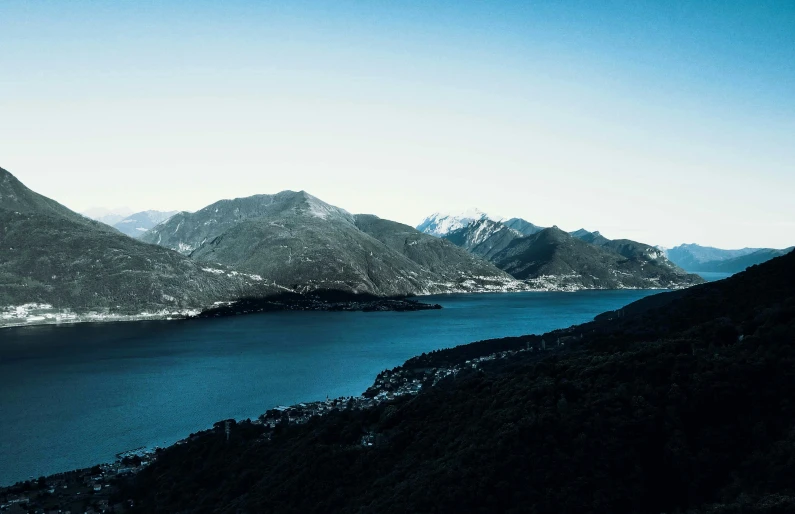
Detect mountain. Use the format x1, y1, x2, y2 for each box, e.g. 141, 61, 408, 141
444, 218, 524, 261
666, 243, 792, 272
504, 217, 545, 236
352, 215, 520, 291
570, 228, 610, 246
1, 172, 108, 229
121, 247, 795, 513
693, 247, 794, 273
0, 167, 277, 327
489, 226, 703, 290
416, 208, 502, 237
142, 193, 524, 296
81, 206, 135, 226
112, 210, 178, 238
442, 216, 702, 290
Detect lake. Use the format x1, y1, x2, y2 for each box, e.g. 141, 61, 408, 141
696, 271, 735, 282
0, 289, 663, 486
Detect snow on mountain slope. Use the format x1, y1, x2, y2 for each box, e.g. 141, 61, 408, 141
416, 208, 504, 237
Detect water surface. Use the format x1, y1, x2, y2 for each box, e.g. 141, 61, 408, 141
696, 271, 735, 282
0, 290, 662, 485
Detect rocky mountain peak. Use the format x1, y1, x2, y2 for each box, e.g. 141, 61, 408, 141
416, 208, 504, 237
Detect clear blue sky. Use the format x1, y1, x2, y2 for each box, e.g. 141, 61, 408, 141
1, 0, 793, 248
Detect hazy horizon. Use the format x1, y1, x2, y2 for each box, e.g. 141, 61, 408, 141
2, 1, 793, 249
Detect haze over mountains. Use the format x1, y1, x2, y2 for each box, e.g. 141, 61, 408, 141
109, 210, 178, 238
83, 209, 178, 238
664, 243, 794, 273
419, 211, 703, 290
80, 207, 134, 226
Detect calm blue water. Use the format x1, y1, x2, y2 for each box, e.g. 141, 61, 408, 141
0, 290, 663, 486
696, 271, 735, 282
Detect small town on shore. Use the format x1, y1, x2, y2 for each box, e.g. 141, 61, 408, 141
1, 334, 565, 513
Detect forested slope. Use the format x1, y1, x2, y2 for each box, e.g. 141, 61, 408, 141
122, 251, 795, 514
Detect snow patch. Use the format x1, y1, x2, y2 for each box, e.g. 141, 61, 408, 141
417, 208, 505, 237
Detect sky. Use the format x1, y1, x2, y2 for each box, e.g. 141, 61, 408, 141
1, 0, 793, 249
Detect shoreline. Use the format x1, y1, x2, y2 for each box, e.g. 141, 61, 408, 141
0, 282, 684, 330
0, 296, 442, 330
0, 331, 550, 497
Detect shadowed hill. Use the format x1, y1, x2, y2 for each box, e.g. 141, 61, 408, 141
121, 247, 795, 514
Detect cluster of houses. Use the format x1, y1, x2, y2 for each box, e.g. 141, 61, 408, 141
2, 334, 575, 512
252, 343, 553, 447
0, 449, 156, 514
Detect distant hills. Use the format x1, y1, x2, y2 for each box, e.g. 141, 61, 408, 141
421, 213, 703, 290
141, 192, 524, 297
0, 167, 278, 327
81, 206, 134, 226
665, 243, 794, 273
111, 210, 178, 238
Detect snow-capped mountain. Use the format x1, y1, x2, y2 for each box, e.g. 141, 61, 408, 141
440, 216, 702, 290
113, 210, 178, 238
416, 208, 504, 237
445, 219, 524, 261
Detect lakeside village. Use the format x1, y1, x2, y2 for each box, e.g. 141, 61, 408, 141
1, 335, 570, 513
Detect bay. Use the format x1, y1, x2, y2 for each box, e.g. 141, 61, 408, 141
0, 289, 662, 486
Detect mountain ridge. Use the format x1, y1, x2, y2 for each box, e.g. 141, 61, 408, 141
112, 210, 179, 238
0, 166, 281, 328
666, 243, 792, 272
143, 194, 525, 296
438, 214, 702, 290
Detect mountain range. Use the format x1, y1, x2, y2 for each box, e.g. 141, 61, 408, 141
141, 192, 524, 297
81, 207, 134, 226
419, 211, 703, 290
10, 165, 768, 329
0, 167, 279, 327
664, 243, 794, 273
110, 210, 178, 238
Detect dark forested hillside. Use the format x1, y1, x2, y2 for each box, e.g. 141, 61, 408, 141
121, 251, 795, 513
